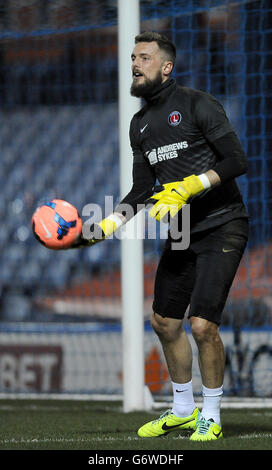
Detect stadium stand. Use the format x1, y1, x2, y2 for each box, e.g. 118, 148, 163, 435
0, 1, 271, 400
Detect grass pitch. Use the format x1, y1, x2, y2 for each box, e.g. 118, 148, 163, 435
0, 399, 271, 452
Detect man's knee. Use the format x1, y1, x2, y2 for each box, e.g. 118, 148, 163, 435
190, 316, 220, 345
151, 312, 182, 343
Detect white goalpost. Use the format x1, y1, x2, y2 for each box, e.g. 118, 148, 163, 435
118, 0, 152, 412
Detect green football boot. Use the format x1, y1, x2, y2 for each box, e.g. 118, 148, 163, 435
190, 416, 223, 441
137, 407, 200, 438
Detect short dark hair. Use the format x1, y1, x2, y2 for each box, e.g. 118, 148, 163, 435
135, 31, 176, 66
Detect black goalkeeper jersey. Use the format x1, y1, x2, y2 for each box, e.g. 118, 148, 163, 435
117, 78, 248, 233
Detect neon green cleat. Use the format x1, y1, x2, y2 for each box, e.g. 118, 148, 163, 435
190, 416, 223, 441
137, 407, 200, 438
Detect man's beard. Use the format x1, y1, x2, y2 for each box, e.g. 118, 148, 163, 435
130, 70, 163, 98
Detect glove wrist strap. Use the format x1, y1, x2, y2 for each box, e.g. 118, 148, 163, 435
197, 173, 211, 189
98, 213, 124, 238
106, 213, 124, 229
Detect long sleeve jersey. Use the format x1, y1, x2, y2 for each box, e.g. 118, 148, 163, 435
115, 77, 248, 233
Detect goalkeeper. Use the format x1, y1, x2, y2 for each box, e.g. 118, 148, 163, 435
75, 32, 248, 442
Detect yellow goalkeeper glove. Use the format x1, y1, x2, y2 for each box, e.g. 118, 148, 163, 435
73, 214, 123, 248
148, 174, 210, 221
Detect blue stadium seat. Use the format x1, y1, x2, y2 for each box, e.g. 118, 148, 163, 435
0, 104, 120, 292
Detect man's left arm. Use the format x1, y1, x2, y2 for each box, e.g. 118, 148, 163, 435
194, 92, 248, 186
148, 94, 248, 220
205, 131, 248, 185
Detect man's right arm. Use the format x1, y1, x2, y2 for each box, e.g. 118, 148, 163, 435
114, 118, 156, 221
114, 158, 156, 222
74, 118, 155, 247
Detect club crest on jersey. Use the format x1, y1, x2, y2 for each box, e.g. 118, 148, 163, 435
168, 111, 182, 126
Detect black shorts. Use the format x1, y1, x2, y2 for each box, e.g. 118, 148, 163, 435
152, 218, 248, 325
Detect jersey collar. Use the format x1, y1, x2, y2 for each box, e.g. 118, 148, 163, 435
145, 77, 176, 104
